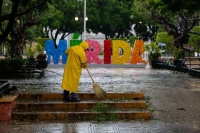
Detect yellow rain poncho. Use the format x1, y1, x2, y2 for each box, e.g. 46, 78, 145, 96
61, 42, 89, 93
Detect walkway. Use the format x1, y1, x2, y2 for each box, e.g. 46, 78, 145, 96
0, 65, 200, 133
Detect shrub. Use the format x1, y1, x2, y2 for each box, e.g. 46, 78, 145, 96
0, 58, 26, 72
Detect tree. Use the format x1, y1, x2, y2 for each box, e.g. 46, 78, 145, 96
140, 0, 200, 50
133, 22, 148, 41
129, 36, 138, 47
41, 0, 136, 48
156, 32, 173, 55
12, 9, 49, 58
0, 0, 48, 48
87, 0, 134, 40
133, 0, 159, 41
40, 0, 84, 48
188, 26, 200, 56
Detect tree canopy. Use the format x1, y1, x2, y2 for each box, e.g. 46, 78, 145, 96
131, 0, 159, 41
41, 0, 136, 45
87, 0, 134, 39
188, 26, 200, 55
156, 32, 173, 55
5, 0, 200, 58
140, 0, 200, 49
0, 0, 49, 45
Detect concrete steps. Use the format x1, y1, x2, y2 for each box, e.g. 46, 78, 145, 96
12, 93, 151, 121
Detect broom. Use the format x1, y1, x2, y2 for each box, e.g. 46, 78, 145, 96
86, 68, 107, 100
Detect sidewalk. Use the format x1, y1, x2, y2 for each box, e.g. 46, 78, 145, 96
0, 66, 200, 133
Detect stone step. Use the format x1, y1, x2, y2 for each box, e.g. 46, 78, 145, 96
12, 111, 151, 121
12, 93, 151, 121
14, 100, 147, 111
18, 92, 144, 100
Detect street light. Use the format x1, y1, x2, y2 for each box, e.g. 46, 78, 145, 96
75, 0, 87, 40
83, 0, 86, 41
75, 16, 78, 21
74, 15, 88, 21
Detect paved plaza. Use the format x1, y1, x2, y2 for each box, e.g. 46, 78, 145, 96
0, 65, 200, 133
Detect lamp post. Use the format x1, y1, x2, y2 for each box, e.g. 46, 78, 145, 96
75, 0, 87, 41
83, 0, 86, 41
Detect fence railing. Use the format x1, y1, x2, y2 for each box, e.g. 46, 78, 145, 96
185, 57, 200, 69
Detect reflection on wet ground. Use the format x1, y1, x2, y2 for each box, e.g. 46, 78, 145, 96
1, 120, 200, 133
6, 68, 199, 94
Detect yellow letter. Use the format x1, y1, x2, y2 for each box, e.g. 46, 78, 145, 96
112, 40, 131, 64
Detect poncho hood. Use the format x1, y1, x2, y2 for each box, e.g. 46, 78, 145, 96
80, 41, 89, 51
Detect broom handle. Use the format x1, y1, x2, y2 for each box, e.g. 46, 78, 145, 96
86, 68, 95, 83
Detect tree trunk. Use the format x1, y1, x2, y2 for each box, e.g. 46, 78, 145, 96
13, 26, 26, 58
0, 0, 20, 45
0, 0, 47, 46
13, 19, 37, 58
50, 29, 57, 49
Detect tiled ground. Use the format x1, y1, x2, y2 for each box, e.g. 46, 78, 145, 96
1, 66, 200, 133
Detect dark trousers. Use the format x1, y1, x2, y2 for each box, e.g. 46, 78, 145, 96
63, 90, 77, 99
63, 90, 69, 99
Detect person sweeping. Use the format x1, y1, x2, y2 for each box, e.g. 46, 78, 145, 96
61, 41, 89, 102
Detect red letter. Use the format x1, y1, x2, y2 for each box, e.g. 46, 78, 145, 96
104, 40, 111, 64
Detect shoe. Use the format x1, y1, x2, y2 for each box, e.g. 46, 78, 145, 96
63, 98, 71, 102
70, 98, 81, 102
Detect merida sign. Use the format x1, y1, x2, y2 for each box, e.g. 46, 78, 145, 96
45, 39, 146, 65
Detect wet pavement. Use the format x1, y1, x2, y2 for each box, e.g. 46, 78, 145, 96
1, 120, 200, 133
1, 65, 200, 133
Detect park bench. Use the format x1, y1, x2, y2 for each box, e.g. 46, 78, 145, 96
159, 58, 188, 73
172, 59, 188, 73
0, 81, 10, 98
156, 58, 172, 70
188, 68, 200, 78
21, 57, 44, 78
185, 57, 200, 69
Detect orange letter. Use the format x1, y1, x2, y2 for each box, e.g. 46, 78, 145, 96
130, 40, 146, 64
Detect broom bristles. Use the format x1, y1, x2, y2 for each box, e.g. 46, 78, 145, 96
93, 83, 107, 100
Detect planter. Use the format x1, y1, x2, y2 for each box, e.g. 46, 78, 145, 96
149, 60, 158, 69
36, 61, 48, 69
173, 60, 181, 66
0, 95, 18, 121
29, 58, 36, 62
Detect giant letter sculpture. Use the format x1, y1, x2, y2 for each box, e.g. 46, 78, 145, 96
112, 40, 131, 64
130, 40, 146, 64
45, 40, 68, 64
86, 40, 102, 64
104, 40, 111, 64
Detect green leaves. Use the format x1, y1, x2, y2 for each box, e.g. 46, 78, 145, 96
141, 0, 200, 49
188, 26, 200, 51
92, 102, 119, 122
173, 47, 183, 60
87, 0, 134, 38
145, 41, 161, 60
0, 58, 26, 72
156, 32, 173, 45
92, 102, 115, 113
